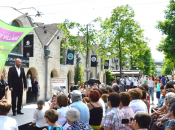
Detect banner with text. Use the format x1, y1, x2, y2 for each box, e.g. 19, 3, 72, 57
0, 20, 34, 79
66, 49, 74, 65
23, 34, 34, 57
104, 60, 109, 69
91, 55, 97, 67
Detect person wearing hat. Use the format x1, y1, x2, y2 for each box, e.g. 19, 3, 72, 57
112, 85, 120, 94
70, 90, 90, 124
156, 78, 161, 102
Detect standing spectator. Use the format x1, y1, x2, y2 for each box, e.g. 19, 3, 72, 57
77, 81, 81, 90
128, 88, 148, 113
140, 75, 146, 84
126, 76, 131, 91
79, 82, 86, 98
144, 76, 149, 85
28, 100, 48, 130
8, 58, 27, 116
119, 92, 134, 130
101, 94, 109, 114
125, 111, 151, 130
70, 90, 89, 124
161, 75, 166, 85
120, 77, 125, 92
104, 93, 125, 130
106, 86, 113, 95
166, 76, 169, 84
93, 83, 98, 89
66, 108, 93, 130
50, 94, 70, 130
137, 76, 141, 86
112, 85, 120, 94
156, 78, 161, 102
0, 74, 8, 100
27, 74, 32, 103
0, 99, 18, 130
43, 109, 63, 130
32, 77, 39, 103
69, 82, 76, 93
147, 76, 155, 104
130, 75, 135, 89
133, 79, 138, 88
101, 83, 105, 88
87, 90, 103, 130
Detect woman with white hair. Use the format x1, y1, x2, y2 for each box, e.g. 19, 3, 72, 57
151, 92, 175, 117
66, 108, 93, 130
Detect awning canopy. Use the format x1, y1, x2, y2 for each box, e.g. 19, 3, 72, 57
111, 70, 142, 77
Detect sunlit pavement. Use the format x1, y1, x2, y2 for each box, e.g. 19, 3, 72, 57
8, 103, 37, 126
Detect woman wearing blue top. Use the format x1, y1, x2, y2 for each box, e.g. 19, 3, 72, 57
32, 77, 39, 102
156, 78, 161, 102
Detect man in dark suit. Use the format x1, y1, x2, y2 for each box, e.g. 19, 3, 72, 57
8, 58, 27, 116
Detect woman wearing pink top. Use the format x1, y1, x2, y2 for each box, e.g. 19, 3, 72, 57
119, 92, 134, 130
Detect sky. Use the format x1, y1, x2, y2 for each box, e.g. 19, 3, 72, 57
0, 0, 170, 60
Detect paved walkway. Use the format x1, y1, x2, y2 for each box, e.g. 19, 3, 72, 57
7, 103, 37, 126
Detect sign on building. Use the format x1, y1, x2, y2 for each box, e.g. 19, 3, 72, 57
5, 54, 29, 67
50, 77, 68, 97
23, 34, 34, 57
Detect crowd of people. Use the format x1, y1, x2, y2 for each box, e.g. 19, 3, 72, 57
0, 72, 175, 130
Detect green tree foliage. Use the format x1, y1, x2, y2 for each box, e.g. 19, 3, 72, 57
57, 19, 99, 52
156, 0, 175, 71
97, 5, 155, 75
161, 58, 173, 75
74, 64, 84, 84
105, 69, 115, 85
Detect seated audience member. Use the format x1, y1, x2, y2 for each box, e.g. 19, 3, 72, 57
102, 94, 109, 114
66, 108, 93, 130
87, 90, 103, 130
50, 94, 70, 130
83, 97, 90, 103
141, 90, 149, 113
106, 86, 113, 95
126, 111, 151, 130
48, 93, 59, 110
165, 83, 174, 89
0, 99, 18, 130
151, 89, 166, 110
166, 88, 175, 94
128, 88, 148, 113
112, 85, 120, 94
84, 88, 91, 97
164, 103, 175, 130
100, 87, 108, 94
28, 100, 48, 130
151, 98, 175, 130
93, 88, 105, 118
151, 92, 175, 117
43, 109, 63, 130
79, 82, 86, 98
104, 93, 125, 130
70, 90, 89, 124
119, 92, 134, 130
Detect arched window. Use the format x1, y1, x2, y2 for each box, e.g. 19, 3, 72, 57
11, 20, 22, 54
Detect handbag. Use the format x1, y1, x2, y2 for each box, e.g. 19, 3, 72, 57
37, 91, 40, 97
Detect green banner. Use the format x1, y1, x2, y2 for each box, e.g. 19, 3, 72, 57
0, 20, 34, 78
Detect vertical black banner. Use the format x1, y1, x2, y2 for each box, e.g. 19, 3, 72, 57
23, 34, 34, 57
66, 49, 74, 65
91, 55, 97, 67
104, 60, 109, 69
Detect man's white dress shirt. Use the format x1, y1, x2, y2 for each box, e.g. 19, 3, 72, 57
15, 65, 20, 77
